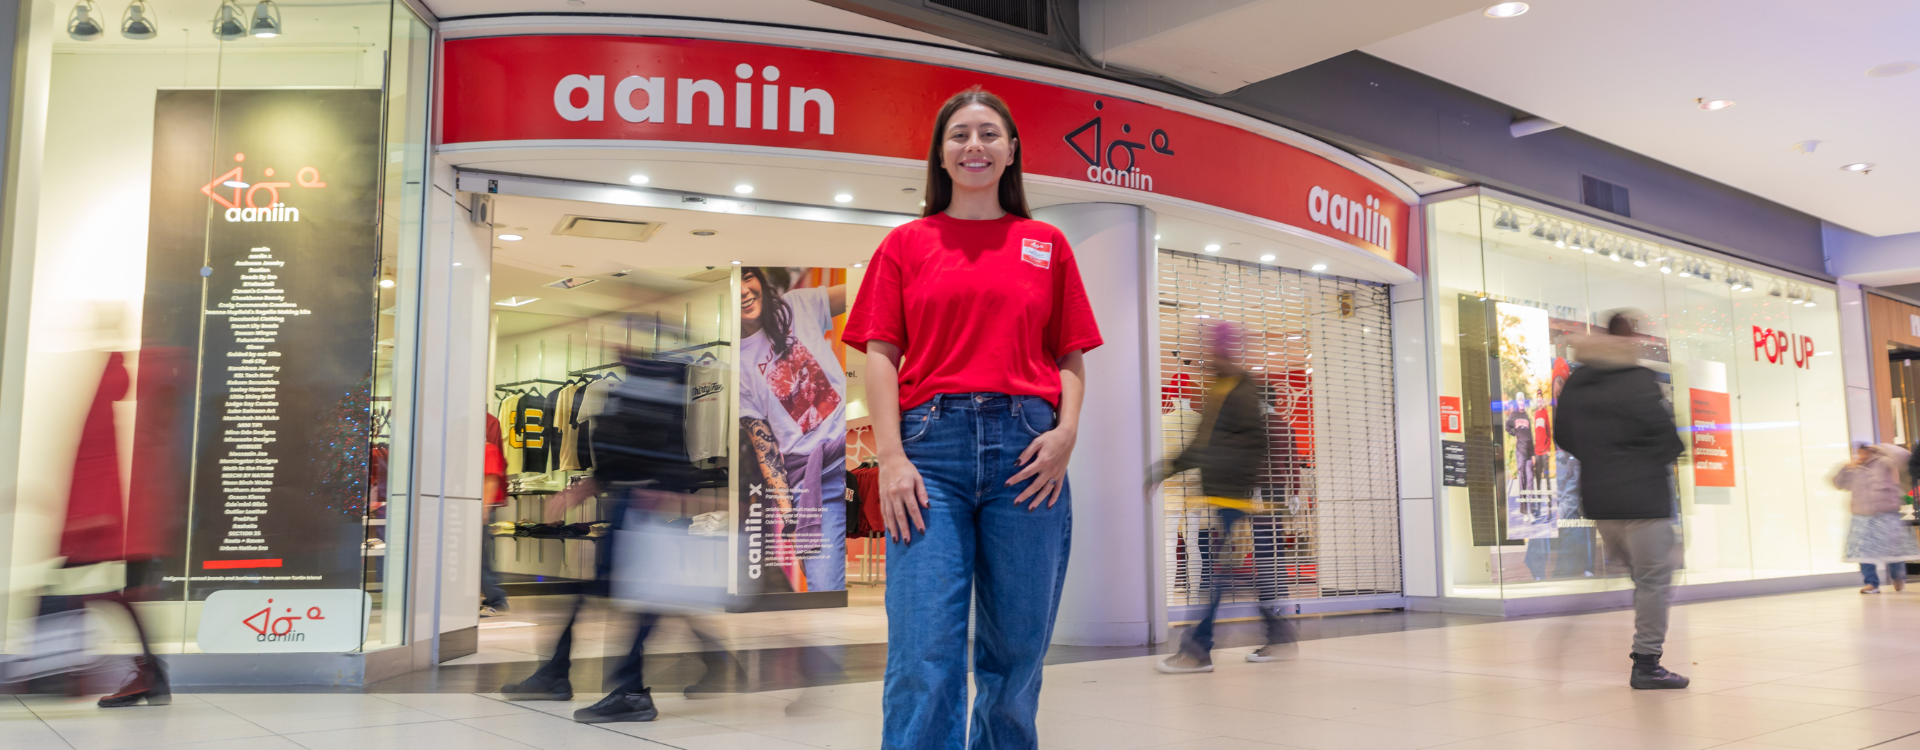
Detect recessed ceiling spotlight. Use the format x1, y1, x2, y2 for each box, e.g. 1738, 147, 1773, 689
734, 184, 753, 194
1867, 61, 1920, 78
901, 187, 917, 194
1696, 98, 1736, 111
691, 229, 717, 237
1311, 263, 1328, 272
628, 174, 649, 185
1841, 162, 1875, 173
1154, 234, 1162, 240
498, 234, 523, 241
730, 260, 742, 265
833, 193, 853, 203
1483, 2, 1528, 18
1204, 244, 1221, 253
851, 262, 864, 268
1260, 254, 1276, 262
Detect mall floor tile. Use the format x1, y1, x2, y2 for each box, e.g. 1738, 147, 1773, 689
17, 587, 1920, 748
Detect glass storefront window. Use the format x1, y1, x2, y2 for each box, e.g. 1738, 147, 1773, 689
1429, 193, 1851, 599
1, 0, 431, 656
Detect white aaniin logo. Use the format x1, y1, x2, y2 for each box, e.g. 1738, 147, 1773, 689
554, 64, 835, 135
1307, 186, 1391, 253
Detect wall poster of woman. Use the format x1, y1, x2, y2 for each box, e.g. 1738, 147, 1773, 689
737, 266, 850, 594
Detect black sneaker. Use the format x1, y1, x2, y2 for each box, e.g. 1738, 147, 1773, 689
574, 687, 658, 723
1628, 652, 1689, 690
501, 671, 573, 701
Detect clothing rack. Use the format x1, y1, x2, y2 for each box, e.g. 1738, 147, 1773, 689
568, 362, 623, 376
495, 378, 565, 390
659, 340, 731, 356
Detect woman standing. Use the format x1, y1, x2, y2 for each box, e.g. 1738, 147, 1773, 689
1833, 442, 1920, 593
844, 87, 1101, 750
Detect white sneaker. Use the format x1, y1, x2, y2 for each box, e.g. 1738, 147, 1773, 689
1247, 643, 1298, 662
1155, 651, 1214, 674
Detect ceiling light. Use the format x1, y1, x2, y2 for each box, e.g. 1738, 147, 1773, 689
1204, 244, 1221, 252
121, 0, 157, 39
224, 180, 249, 189
1696, 98, 1736, 111
67, 0, 103, 40
1659, 260, 1672, 274
1608, 248, 1621, 262
833, 193, 853, 203
851, 262, 864, 268
1483, 2, 1528, 18
1530, 223, 1550, 242
378, 279, 394, 289
1260, 254, 1276, 262
733, 184, 753, 194
494, 296, 539, 307
1311, 263, 1327, 271
248, 0, 280, 37
1677, 264, 1691, 278
1841, 162, 1874, 173
497, 234, 523, 241
211, 0, 245, 40
1154, 234, 1162, 240
691, 229, 717, 237
628, 174, 649, 185
1867, 61, 1920, 78
1632, 255, 1647, 268
730, 260, 742, 265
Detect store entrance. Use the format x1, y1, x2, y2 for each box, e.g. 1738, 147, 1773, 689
463, 185, 899, 669
1892, 348, 1920, 447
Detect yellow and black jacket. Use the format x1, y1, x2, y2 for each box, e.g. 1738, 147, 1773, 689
1166, 374, 1268, 509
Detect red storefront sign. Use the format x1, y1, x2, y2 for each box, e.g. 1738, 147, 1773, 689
440, 35, 1411, 267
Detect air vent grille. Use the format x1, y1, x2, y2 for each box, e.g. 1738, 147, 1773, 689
929, 0, 1048, 34
1581, 176, 1630, 217
552, 215, 661, 242
545, 277, 598, 290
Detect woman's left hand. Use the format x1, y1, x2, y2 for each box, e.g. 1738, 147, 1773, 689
1009, 426, 1076, 509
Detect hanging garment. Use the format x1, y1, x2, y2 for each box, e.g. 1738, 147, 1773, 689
554, 383, 581, 472
517, 391, 550, 474
687, 358, 730, 464
497, 393, 524, 476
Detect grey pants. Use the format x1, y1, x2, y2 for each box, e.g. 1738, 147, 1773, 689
1595, 519, 1681, 655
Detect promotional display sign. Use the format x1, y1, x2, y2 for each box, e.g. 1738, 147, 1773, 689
134, 90, 382, 597
1438, 396, 1462, 434
1688, 359, 1737, 489
439, 35, 1410, 266
1441, 441, 1468, 487
1493, 303, 1556, 541
196, 589, 370, 653
736, 268, 850, 595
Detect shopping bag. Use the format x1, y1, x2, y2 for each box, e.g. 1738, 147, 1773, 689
0, 608, 105, 682
611, 508, 730, 615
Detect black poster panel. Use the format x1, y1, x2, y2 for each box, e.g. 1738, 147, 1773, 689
134, 89, 381, 598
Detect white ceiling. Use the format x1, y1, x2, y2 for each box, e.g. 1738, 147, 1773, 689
416, 0, 969, 48
1077, 0, 1487, 95
1365, 0, 1920, 238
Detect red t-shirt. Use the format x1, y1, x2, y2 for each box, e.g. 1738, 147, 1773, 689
844, 213, 1103, 409
484, 413, 507, 508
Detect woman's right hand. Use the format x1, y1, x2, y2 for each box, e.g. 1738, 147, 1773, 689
879, 453, 930, 543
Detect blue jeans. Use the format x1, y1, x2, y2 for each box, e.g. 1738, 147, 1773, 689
883, 394, 1072, 750
1863, 563, 1906, 588
802, 500, 848, 591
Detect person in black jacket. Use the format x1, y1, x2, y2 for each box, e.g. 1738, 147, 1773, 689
1554, 312, 1689, 690
1152, 320, 1296, 674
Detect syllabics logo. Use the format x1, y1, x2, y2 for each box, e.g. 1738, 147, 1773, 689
201, 152, 328, 223
1065, 99, 1174, 192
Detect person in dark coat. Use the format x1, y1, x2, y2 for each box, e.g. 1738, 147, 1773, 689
1554, 311, 1689, 690
1151, 320, 1296, 674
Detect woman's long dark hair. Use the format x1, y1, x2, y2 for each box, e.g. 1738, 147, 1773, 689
923, 86, 1031, 219
743, 266, 795, 358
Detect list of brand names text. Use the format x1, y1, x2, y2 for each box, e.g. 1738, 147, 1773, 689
207, 247, 312, 553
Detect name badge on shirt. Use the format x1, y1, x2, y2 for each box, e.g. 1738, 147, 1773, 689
1020, 239, 1052, 269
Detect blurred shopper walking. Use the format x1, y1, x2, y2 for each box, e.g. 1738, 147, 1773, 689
1554, 312, 1689, 690
844, 87, 1100, 750
1833, 443, 1919, 593
499, 347, 726, 724
1152, 320, 1296, 674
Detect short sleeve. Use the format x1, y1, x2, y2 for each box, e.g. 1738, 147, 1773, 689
843, 231, 907, 354
483, 443, 507, 477
737, 341, 770, 422
1047, 232, 1103, 356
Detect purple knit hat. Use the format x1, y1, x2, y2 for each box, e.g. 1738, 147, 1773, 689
1204, 319, 1242, 358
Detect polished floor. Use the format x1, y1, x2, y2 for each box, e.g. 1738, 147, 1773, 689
12, 587, 1920, 749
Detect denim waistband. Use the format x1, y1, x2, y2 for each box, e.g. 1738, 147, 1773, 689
922, 392, 1047, 410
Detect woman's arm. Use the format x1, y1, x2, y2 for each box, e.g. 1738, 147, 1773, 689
742, 416, 793, 509
1009, 349, 1085, 508
867, 340, 930, 541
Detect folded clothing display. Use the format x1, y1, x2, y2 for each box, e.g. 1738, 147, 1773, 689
495, 519, 610, 539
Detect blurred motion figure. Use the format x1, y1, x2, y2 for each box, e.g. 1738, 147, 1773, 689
1832, 442, 1919, 593
1153, 320, 1296, 675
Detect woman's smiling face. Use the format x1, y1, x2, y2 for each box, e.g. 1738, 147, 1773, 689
941, 103, 1015, 194
740, 271, 764, 320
